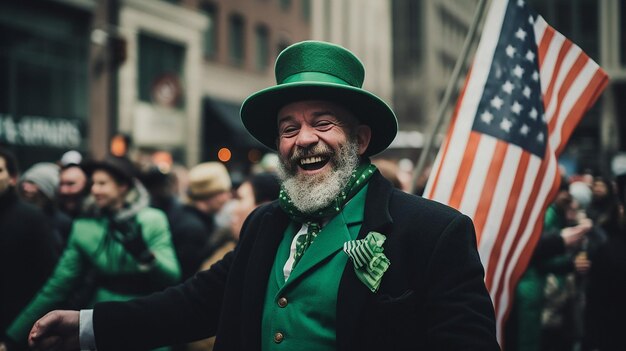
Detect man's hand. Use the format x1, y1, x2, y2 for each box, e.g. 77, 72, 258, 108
28, 310, 80, 351
574, 251, 591, 274
560, 219, 592, 248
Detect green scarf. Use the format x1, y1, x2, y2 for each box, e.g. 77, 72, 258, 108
279, 162, 377, 269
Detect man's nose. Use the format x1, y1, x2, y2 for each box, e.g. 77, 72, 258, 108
295, 125, 319, 147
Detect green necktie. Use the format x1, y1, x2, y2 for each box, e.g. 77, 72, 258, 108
292, 222, 320, 269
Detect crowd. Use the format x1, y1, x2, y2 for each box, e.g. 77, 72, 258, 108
505, 172, 626, 351
0, 147, 280, 351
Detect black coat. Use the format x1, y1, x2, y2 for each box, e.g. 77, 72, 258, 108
161, 199, 216, 280
0, 188, 61, 340
94, 172, 499, 350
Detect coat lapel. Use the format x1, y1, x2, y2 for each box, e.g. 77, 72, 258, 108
336, 172, 394, 351
241, 203, 290, 351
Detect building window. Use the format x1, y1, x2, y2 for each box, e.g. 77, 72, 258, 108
138, 33, 185, 108
255, 25, 269, 71
201, 3, 218, 59
280, 0, 291, 11
229, 14, 245, 66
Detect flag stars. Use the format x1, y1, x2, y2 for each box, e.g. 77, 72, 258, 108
517, 0, 525, 7
502, 80, 515, 94
515, 28, 527, 41
525, 50, 535, 62
520, 124, 530, 136
511, 101, 523, 115
528, 15, 534, 24
506, 45, 517, 58
513, 65, 525, 78
532, 70, 539, 81
491, 95, 504, 110
523, 86, 532, 98
529, 107, 538, 120
500, 118, 513, 133
481, 110, 494, 124
537, 132, 544, 143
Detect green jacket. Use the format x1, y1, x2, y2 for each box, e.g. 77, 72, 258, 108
6, 185, 180, 346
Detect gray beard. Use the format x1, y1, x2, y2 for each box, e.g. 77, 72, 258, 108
278, 139, 360, 214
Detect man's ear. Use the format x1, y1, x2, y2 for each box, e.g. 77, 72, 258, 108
355, 125, 372, 156
8, 176, 17, 186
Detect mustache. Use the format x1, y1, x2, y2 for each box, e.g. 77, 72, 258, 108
289, 143, 334, 163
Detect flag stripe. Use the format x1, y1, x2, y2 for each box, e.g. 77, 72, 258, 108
470, 139, 508, 242
449, 132, 483, 209
477, 144, 522, 273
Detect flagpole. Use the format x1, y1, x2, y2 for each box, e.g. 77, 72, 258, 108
410, 0, 489, 194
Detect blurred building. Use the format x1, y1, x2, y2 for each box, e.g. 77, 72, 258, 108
529, 0, 626, 176
391, 0, 480, 160
0, 0, 91, 168
0, 0, 311, 175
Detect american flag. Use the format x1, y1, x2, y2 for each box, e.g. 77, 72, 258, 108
423, 0, 608, 343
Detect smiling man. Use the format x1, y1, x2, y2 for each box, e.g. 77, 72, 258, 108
27, 41, 498, 351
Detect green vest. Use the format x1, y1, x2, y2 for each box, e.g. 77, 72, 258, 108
261, 185, 368, 351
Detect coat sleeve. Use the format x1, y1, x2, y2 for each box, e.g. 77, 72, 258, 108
93, 247, 234, 351
138, 209, 181, 287
424, 214, 500, 350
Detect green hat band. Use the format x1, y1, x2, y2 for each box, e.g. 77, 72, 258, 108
282, 72, 351, 86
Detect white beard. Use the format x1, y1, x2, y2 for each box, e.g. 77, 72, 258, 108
278, 139, 360, 214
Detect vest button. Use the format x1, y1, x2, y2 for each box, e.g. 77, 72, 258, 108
277, 297, 288, 308
274, 332, 284, 343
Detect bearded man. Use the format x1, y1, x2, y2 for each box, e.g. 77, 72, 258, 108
26, 41, 498, 351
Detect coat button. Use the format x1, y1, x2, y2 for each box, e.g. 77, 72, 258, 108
277, 297, 288, 308
274, 332, 284, 343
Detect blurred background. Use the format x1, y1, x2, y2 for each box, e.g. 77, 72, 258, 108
1, 0, 625, 183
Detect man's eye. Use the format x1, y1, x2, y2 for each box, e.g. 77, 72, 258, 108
315, 121, 334, 129
280, 127, 298, 136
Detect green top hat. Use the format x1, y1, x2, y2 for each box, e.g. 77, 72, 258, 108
241, 40, 398, 156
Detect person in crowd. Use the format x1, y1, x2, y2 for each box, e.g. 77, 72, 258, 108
583, 174, 626, 351
57, 163, 89, 219
27, 40, 498, 351
371, 158, 403, 190
0, 148, 61, 349
1, 155, 180, 351
18, 162, 72, 247
505, 179, 592, 351
187, 172, 280, 351
586, 176, 621, 236
145, 162, 232, 280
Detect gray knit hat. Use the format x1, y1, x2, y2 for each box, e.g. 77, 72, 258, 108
20, 162, 60, 200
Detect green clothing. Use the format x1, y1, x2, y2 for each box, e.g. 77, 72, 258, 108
6, 207, 181, 345
512, 205, 566, 351
262, 184, 367, 351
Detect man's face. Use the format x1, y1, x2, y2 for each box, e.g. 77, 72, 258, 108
59, 167, 88, 197
276, 100, 371, 213
0, 157, 16, 195
277, 100, 371, 177
91, 170, 128, 211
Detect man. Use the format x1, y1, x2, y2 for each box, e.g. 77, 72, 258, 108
28, 41, 498, 351
19, 162, 72, 246
0, 148, 60, 350
57, 163, 89, 219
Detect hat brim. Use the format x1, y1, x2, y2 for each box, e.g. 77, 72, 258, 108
240, 82, 398, 156
81, 159, 134, 185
